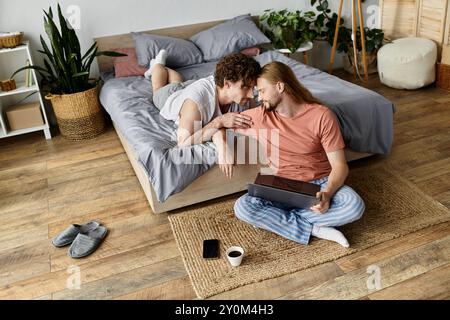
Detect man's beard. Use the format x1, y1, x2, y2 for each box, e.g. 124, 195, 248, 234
265, 100, 279, 112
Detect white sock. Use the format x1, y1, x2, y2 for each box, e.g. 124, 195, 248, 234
144, 49, 167, 79
311, 225, 350, 248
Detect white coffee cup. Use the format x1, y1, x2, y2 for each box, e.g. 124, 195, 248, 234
226, 246, 244, 267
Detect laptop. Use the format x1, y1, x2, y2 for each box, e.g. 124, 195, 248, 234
247, 173, 321, 208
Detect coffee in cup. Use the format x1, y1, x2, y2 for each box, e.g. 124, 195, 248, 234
226, 246, 244, 267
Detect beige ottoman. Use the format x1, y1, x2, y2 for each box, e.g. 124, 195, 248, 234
377, 37, 437, 89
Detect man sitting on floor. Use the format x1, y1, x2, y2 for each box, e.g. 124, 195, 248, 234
213, 61, 365, 248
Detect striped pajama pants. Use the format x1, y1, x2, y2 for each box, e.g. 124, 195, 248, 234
234, 176, 365, 245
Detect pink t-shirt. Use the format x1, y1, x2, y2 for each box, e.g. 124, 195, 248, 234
235, 103, 345, 182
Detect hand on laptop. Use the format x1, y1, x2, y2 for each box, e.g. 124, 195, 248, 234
310, 191, 331, 214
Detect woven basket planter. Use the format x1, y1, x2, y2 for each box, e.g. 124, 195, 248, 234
343, 51, 378, 75
45, 86, 105, 140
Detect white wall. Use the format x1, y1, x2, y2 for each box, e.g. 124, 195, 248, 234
0, 0, 379, 77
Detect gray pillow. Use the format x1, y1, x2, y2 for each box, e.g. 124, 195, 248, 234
132, 32, 204, 68
190, 14, 270, 62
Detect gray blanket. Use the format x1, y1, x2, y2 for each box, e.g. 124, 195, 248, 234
99, 50, 395, 202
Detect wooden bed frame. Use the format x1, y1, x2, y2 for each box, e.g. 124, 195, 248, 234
95, 18, 373, 214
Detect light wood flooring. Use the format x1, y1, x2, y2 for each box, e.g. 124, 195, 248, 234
0, 70, 449, 300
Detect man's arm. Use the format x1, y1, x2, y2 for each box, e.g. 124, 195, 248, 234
310, 149, 348, 214
212, 106, 263, 178
177, 99, 253, 147
212, 128, 235, 179
177, 99, 222, 147
322, 149, 349, 195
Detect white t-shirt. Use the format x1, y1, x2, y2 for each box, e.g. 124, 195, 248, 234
159, 75, 243, 126
159, 75, 218, 126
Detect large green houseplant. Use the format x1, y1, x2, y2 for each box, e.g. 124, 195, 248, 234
12, 4, 125, 140
260, 1, 346, 50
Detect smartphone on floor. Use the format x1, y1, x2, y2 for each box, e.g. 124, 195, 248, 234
203, 239, 220, 259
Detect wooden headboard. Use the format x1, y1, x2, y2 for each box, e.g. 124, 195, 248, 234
95, 16, 260, 72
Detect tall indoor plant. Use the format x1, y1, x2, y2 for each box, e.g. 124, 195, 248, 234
308, 0, 385, 74
328, 24, 385, 75
12, 4, 125, 140
310, 0, 385, 74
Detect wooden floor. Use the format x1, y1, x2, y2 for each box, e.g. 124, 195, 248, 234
0, 70, 449, 300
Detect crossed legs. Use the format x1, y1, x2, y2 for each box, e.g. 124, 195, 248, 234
234, 176, 365, 247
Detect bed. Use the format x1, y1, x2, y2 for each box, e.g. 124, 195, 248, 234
95, 18, 394, 214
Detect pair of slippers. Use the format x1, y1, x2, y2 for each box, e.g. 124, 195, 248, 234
52, 221, 108, 258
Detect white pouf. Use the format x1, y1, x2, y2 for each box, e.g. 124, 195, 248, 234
377, 37, 437, 90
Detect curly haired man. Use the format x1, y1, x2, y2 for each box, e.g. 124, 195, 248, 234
146, 50, 261, 147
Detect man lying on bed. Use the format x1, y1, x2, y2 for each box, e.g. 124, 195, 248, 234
145, 50, 261, 147
213, 61, 366, 248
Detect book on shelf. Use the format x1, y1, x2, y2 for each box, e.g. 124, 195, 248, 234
24, 59, 33, 87
28, 66, 33, 86
24, 59, 30, 87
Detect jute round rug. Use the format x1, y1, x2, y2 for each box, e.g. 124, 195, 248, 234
168, 164, 450, 299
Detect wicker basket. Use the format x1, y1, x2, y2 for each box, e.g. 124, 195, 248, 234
436, 63, 450, 92
45, 86, 105, 140
0, 79, 16, 91
0, 32, 24, 48
343, 51, 378, 75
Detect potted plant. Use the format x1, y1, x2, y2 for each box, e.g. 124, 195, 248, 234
12, 4, 125, 140
310, 0, 382, 74
310, 0, 367, 42
260, 8, 316, 54
328, 25, 385, 75
309, 0, 336, 41
308, 0, 384, 75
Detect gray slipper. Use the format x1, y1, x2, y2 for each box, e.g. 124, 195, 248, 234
68, 226, 108, 259
52, 221, 100, 247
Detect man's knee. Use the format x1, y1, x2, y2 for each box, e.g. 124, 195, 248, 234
234, 194, 262, 222
234, 195, 249, 220
345, 190, 365, 223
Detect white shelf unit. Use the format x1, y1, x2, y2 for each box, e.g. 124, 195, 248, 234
0, 41, 51, 139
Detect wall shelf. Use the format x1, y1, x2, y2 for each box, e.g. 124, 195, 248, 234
0, 83, 39, 98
